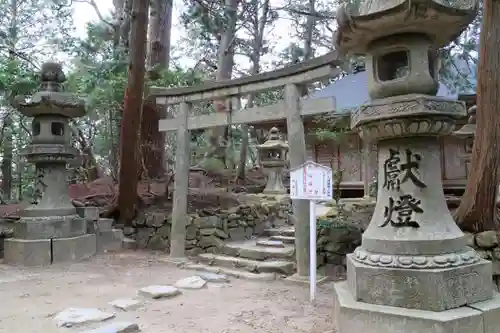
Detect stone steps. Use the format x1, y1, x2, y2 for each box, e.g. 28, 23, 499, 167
222, 239, 295, 260
264, 228, 295, 238
268, 235, 295, 244
182, 263, 277, 281
197, 253, 294, 275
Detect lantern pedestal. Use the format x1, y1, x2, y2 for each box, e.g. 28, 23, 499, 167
334, 281, 500, 333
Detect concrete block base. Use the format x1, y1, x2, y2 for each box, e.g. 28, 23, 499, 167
4, 238, 52, 266
96, 229, 123, 253
52, 234, 97, 263
334, 281, 500, 333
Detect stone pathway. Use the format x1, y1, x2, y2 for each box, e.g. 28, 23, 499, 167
0, 252, 333, 333
52, 272, 231, 332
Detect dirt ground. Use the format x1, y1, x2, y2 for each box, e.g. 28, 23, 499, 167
0, 251, 335, 333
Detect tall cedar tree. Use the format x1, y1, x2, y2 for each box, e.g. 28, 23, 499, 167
117, 0, 149, 226
454, 0, 500, 232
140, 0, 173, 179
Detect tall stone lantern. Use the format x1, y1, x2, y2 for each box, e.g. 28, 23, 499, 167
4, 62, 97, 266
333, 2, 500, 332
257, 127, 289, 194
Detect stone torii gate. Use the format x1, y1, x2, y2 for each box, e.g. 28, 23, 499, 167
149, 51, 341, 280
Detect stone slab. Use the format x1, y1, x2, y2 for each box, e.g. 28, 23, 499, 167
256, 240, 285, 248
97, 229, 123, 253
222, 239, 295, 260
284, 273, 329, 285
53, 308, 115, 327
122, 237, 137, 249
268, 235, 295, 244
197, 253, 294, 275
76, 207, 100, 221
197, 272, 230, 283
467, 293, 500, 333
183, 263, 276, 281
97, 218, 114, 231
138, 285, 181, 299
14, 216, 87, 239
3, 238, 51, 266
347, 254, 493, 311
79, 322, 139, 333
174, 276, 207, 289
109, 299, 142, 311
334, 281, 500, 333
52, 234, 97, 263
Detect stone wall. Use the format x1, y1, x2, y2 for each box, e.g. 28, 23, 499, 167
316, 201, 374, 268
124, 195, 292, 255
465, 231, 500, 290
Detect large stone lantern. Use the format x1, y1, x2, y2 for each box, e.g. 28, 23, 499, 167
333, 1, 500, 332
257, 127, 289, 194
4, 62, 97, 266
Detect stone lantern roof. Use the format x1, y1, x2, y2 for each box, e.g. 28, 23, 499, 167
257, 127, 289, 151
13, 62, 87, 118
335, 0, 478, 54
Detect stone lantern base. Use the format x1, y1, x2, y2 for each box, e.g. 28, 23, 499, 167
4, 208, 122, 266
334, 281, 500, 333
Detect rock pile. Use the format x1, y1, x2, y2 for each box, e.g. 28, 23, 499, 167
465, 230, 500, 289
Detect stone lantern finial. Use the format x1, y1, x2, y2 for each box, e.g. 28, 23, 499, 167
39, 62, 66, 92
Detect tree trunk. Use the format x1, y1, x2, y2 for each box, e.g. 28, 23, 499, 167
454, 0, 500, 232
303, 0, 316, 61
236, 0, 270, 180
140, 0, 173, 179
117, 0, 149, 226
1, 117, 12, 201
140, 101, 164, 179
202, 0, 239, 168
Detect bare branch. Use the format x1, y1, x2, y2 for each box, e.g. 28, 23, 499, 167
74, 0, 116, 29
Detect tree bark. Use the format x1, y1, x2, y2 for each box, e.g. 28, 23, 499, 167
117, 0, 149, 226
140, 0, 173, 179
454, 0, 500, 232
1, 116, 12, 201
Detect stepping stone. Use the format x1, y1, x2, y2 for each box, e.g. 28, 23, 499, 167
79, 322, 140, 333
138, 285, 181, 299
174, 276, 207, 289
109, 299, 142, 311
53, 308, 115, 327
197, 272, 230, 283
256, 240, 285, 248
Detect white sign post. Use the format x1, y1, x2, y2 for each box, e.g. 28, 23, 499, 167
290, 161, 333, 302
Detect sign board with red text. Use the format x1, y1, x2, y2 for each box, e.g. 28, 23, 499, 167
290, 161, 333, 201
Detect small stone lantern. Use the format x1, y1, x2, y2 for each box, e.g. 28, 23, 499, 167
257, 127, 289, 194
4, 62, 97, 266
453, 105, 477, 158
332, 1, 500, 333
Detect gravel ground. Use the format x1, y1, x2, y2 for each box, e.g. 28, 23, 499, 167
0, 251, 335, 333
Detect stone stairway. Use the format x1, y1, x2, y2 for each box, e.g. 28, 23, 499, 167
183, 227, 297, 280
